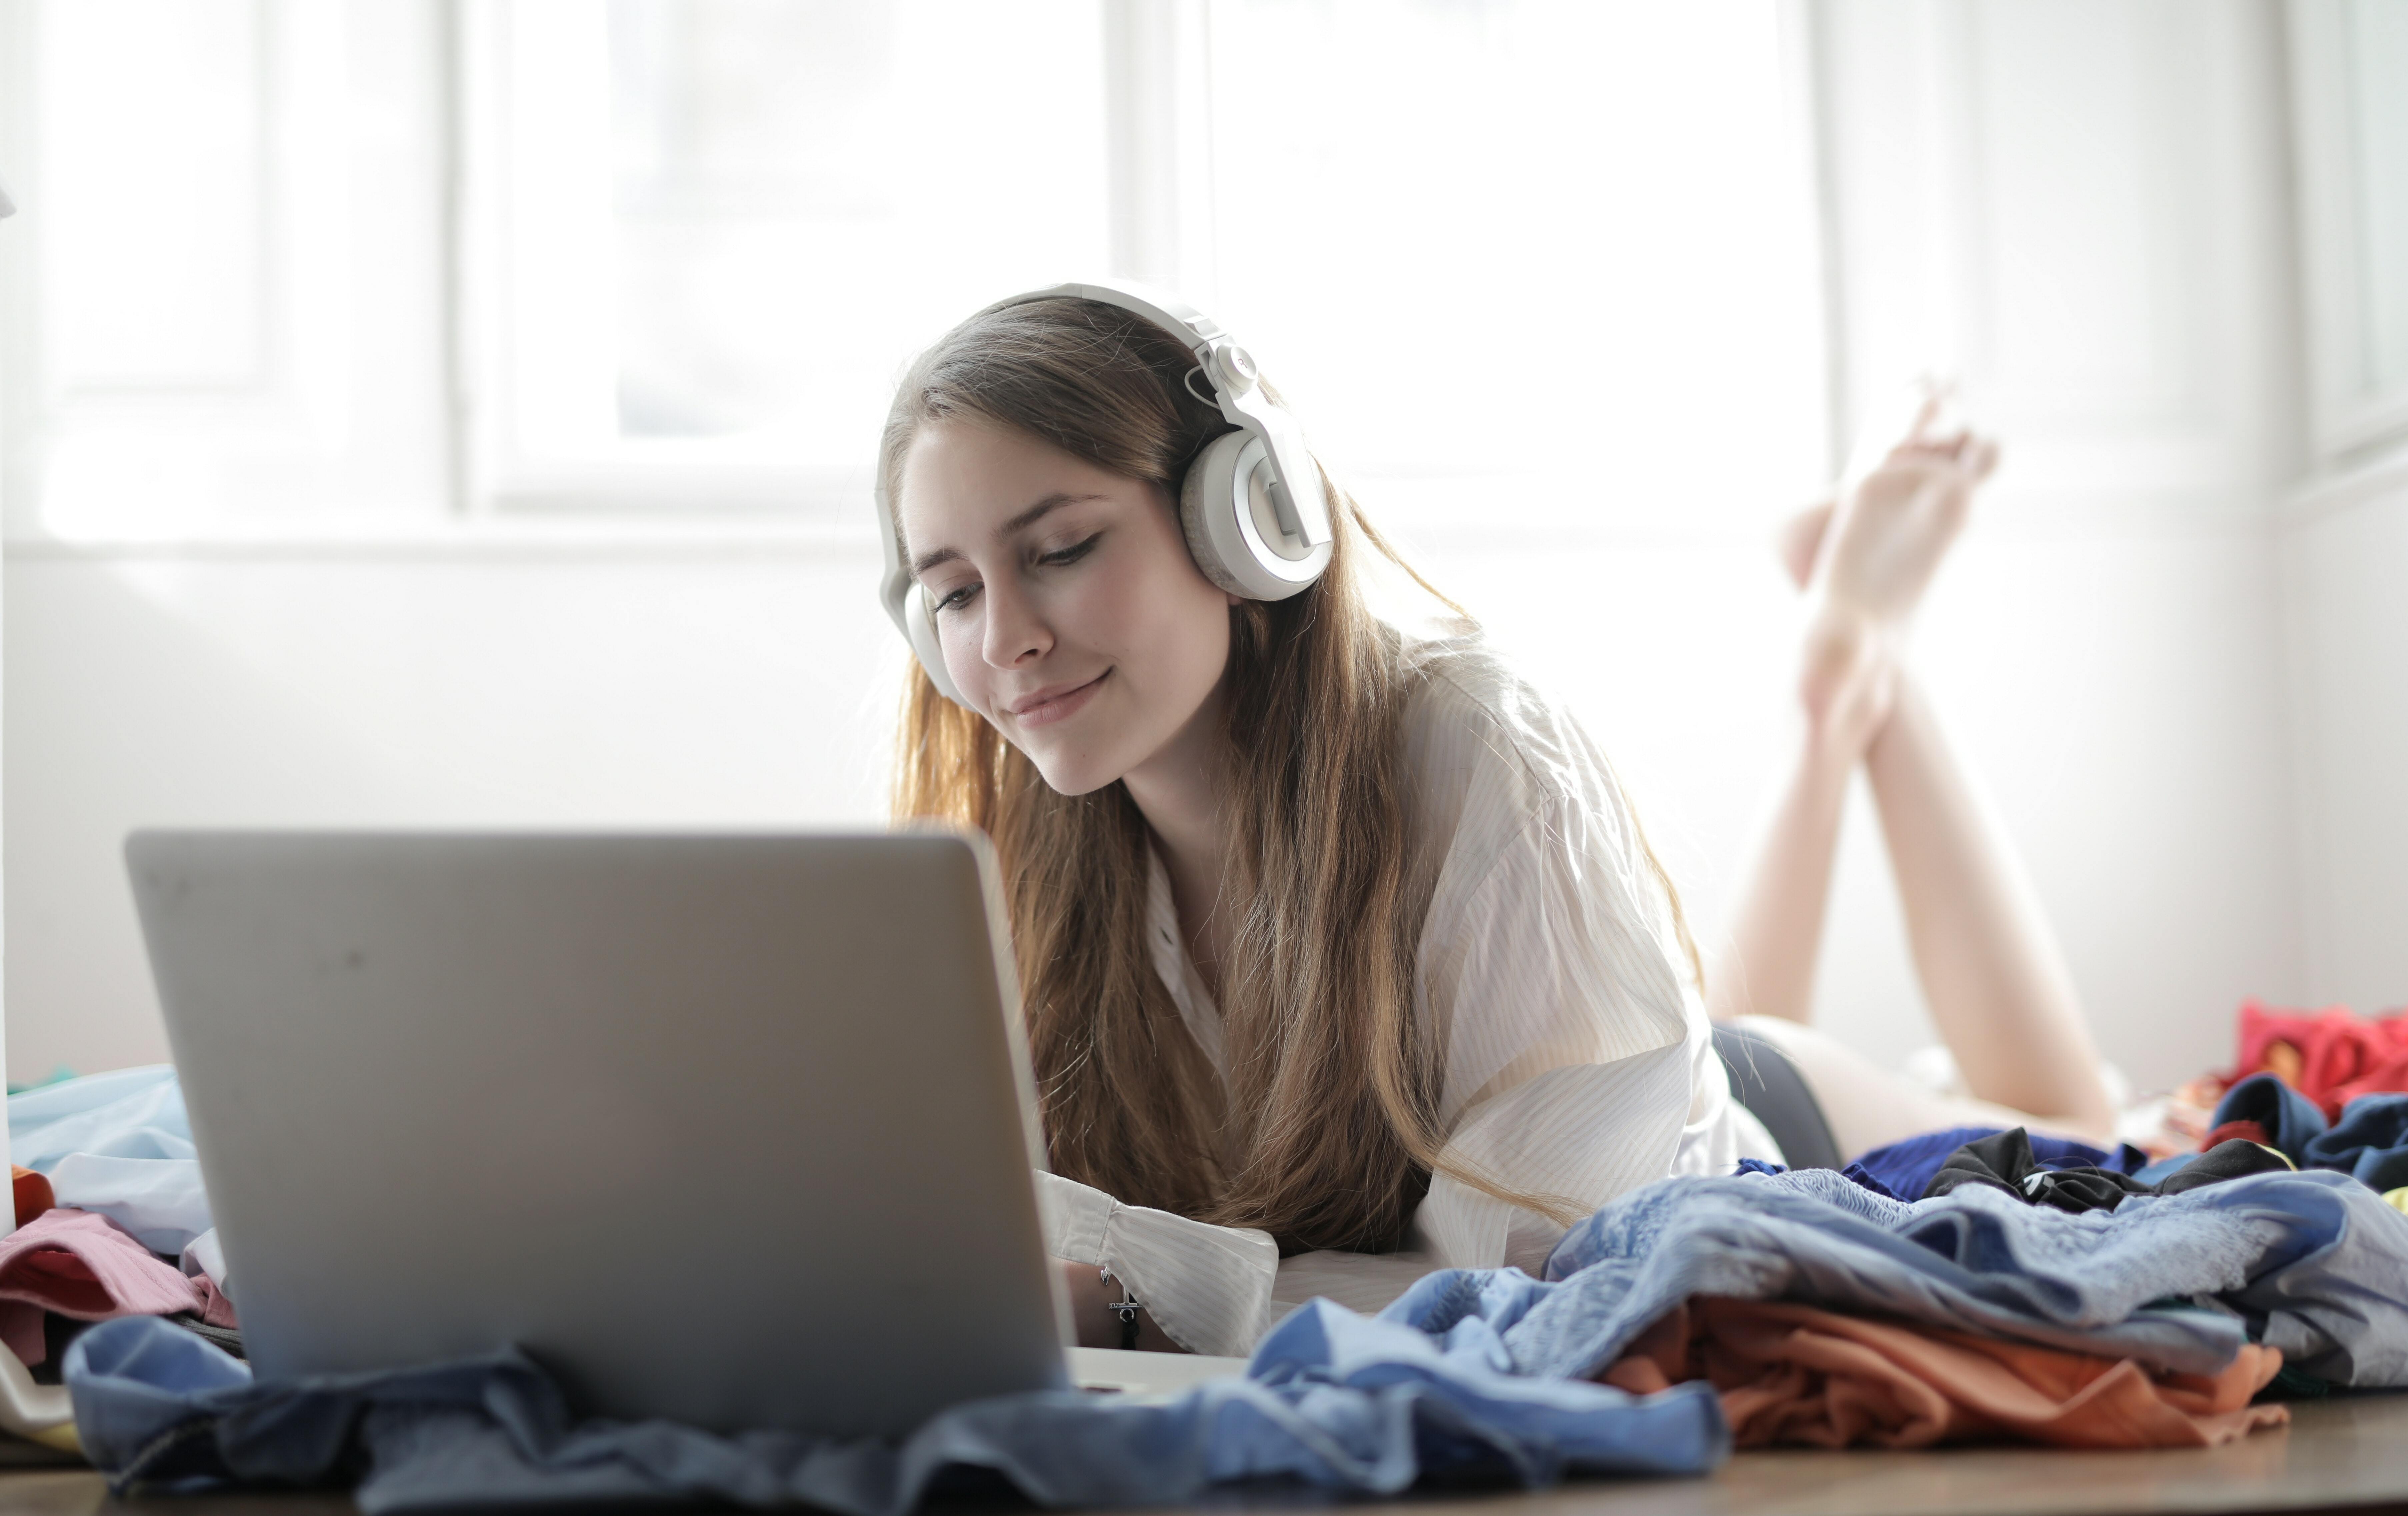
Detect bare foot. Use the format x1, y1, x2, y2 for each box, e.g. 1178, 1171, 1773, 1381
1790, 394, 2000, 751
1776, 497, 1834, 591
1811, 396, 1997, 625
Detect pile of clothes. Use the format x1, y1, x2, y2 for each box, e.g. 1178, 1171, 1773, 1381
10, 1004, 2408, 1514
1595, 1001, 2408, 1458
2133, 1000, 2408, 1172
1, 1069, 237, 1382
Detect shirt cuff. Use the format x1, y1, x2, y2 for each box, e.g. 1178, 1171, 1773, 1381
1033, 1170, 1279, 1357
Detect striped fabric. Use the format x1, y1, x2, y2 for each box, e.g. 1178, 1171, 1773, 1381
1039, 637, 1776, 1355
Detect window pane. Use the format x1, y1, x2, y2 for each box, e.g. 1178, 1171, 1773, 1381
1204, 0, 1826, 519
2345, 0, 2408, 395
499, 0, 1111, 484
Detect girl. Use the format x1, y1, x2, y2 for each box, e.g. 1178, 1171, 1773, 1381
877, 291, 2115, 1357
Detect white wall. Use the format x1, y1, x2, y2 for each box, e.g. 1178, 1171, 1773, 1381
3, 543, 900, 1079
1, 0, 2366, 1099
3, 506, 2311, 1094
2280, 458, 2408, 1015
1774, 0, 2313, 1086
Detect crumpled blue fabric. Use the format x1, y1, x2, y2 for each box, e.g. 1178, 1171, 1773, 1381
8, 1065, 215, 1255
66, 1297, 1726, 1513
1730, 1156, 1901, 1199
2157, 1076, 2408, 1195
1494, 1166, 2408, 1387
1848, 1124, 2146, 1200
2304, 1096, 2408, 1194
2214, 1073, 2332, 1157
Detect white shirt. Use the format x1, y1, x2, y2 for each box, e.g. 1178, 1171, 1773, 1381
1037, 636, 1777, 1355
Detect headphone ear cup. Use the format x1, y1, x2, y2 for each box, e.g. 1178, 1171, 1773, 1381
903, 588, 967, 707
1178, 432, 1332, 601
1178, 433, 1267, 600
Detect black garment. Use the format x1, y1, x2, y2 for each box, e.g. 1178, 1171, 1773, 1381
1712, 1023, 1843, 1171
1923, 1127, 2294, 1211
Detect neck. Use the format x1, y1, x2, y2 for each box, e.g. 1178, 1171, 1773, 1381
1119, 685, 1233, 989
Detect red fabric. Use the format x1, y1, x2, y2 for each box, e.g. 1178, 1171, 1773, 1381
0, 1208, 216, 1366
2203, 1120, 2273, 1151
10, 1168, 53, 1230
1601, 1297, 2289, 1451
2225, 1000, 2408, 1120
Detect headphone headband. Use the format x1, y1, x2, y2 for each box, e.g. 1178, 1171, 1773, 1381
876, 279, 1332, 707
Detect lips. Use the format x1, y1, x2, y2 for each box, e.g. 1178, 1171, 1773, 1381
1006, 670, 1109, 728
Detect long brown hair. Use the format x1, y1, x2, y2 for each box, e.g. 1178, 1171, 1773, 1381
883, 298, 1666, 1251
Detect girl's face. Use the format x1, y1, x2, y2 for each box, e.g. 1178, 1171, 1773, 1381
895, 418, 1238, 796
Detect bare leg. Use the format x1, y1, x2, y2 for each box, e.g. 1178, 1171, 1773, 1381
1733, 1013, 2101, 1156
1862, 674, 2113, 1135
1711, 397, 2115, 1145
1702, 610, 1884, 1026
1703, 482, 1901, 1028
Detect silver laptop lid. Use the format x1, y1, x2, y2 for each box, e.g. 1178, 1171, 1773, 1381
126, 829, 1070, 1437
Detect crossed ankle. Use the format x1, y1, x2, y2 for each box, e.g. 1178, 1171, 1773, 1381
1798, 609, 1899, 757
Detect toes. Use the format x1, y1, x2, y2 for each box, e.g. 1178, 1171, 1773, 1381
1777, 497, 1836, 591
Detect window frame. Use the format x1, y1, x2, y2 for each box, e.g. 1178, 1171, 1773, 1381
2286, 0, 2408, 467
454, 0, 1203, 524
1, 0, 1833, 541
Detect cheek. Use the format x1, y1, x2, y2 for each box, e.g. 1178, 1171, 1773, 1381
1103, 552, 1231, 692
931, 611, 1003, 717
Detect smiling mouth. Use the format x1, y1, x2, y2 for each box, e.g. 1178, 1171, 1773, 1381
1008, 671, 1110, 728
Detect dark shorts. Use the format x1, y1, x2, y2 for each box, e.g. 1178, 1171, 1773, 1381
1712, 1022, 1843, 1171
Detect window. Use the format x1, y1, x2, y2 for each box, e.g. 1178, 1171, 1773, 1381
2289, 0, 2408, 463
469, 0, 1113, 511
0, 0, 1825, 536
1201, 0, 1827, 526
5, 0, 450, 537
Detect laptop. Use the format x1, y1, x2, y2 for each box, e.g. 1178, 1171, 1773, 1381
125, 829, 1246, 1437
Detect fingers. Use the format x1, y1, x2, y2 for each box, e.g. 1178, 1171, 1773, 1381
1891, 424, 1999, 477
1905, 389, 1947, 444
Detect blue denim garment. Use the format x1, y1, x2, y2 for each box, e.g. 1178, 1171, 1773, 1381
66, 1294, 1725, 1513
2305, 1096, 2408, 1193
1848, 1125, 2146, 1201
1507, 1166, 2408, 1387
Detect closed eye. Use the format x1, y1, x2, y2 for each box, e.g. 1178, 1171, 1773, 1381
928, 532, 1103, 615
1040, 532, 1103, 567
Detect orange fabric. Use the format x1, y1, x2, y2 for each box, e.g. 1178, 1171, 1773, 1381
2225, 1000, 2408, 1120
1600, 1298, 2290, 1451
10, 1168, 53, 1231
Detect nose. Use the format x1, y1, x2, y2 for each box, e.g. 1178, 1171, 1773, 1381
979, 575, 1051, 675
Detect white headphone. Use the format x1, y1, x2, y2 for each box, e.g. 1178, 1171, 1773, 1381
874, 279, 1333, 708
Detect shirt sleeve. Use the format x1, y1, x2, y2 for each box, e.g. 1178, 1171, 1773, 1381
1408, 779, 1705, 1275
1032, 1169, 1278, 1358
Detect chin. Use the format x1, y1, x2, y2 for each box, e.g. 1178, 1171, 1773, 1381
1027, 751, 1124, 798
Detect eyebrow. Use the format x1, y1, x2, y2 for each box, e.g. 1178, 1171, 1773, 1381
909, 492, 1109, 577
